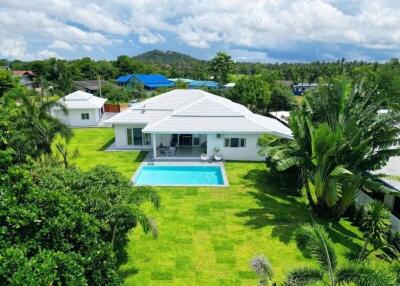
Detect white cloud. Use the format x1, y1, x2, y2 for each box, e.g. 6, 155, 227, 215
50, 40, 74, 50
0, 38, 60, 60
36, 49, 61, 59
0, 39, 27, 59
228, 49, 273, 63
138, 32, 166, 44
2, 0, 400, 60
82, 45, 93, 51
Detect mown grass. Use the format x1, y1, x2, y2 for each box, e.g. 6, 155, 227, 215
69, 128, 146, 178
69, 128, 365, 285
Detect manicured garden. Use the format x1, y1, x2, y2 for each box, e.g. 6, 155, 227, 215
70, 128, 365, 285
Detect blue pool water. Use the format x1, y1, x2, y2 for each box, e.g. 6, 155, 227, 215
134, 165, 225, 186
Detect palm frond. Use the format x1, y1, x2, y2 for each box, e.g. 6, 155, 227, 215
129, 187, 160, 209
283, 267, 324, 286
330, 165, 353, 177
296, 224, 337, 272
336, 263, 397, 286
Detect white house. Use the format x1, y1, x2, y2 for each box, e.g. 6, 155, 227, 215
105, 89, 292, 161
53, 90, 107, 127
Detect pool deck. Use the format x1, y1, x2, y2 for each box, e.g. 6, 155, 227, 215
131, 153, 229, 187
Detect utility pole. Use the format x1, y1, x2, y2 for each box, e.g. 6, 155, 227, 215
98, 75, 102, 98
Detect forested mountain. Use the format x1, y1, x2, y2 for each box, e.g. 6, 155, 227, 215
134, 50, 209, 79
134, 50, 202, 65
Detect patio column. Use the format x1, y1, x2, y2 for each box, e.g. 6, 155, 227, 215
152, 133, 157, 159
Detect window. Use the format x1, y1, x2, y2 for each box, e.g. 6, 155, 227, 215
224, 137, 246, 148
126, 128, 151, 146
193, 135, 200, 146
230, 138, 239, 147
81, 113, 89, 120
143, 133, 152, 146
133, 128, 143, 145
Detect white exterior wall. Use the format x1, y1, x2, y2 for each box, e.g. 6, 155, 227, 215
114, 124, 151, 149
206, 133, 264, 161
54, 108, 101, 127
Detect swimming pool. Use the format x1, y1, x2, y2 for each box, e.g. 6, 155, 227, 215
133, 165, 227, 186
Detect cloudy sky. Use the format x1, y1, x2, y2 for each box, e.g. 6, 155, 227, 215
1, 0, 400, 62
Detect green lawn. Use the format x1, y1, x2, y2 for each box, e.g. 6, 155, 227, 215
70, 128, 365, 285
69, 128, 146, 178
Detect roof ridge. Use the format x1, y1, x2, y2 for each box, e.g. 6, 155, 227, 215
170, 95, 208, 115
172, 92, 244, 117
142, 94, 207, 130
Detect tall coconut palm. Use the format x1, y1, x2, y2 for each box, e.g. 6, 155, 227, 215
358, 201, 391, 260
259, 78, 400, 219
12, 90, 71, 157
285, 224, 396, 286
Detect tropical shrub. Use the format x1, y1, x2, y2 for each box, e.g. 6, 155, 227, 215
0, 140, 159, 284
287, 224, 397, 286
259, 78, 400, 219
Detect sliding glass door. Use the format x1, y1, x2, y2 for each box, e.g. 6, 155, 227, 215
126, 128, 151, 146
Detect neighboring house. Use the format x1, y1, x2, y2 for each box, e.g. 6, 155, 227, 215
269, 111, 290, 124
116, 74, 175, 89
74, 80, 109, 94
277, 80, 294, 88
293, 82, 318, 95
105, 89, 292, 161
52, 90, 107, 127
169, 78, 194, 84
11, 70, 38, 89
188, 80, 220, 89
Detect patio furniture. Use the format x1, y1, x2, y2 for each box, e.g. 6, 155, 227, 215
158, 146, 167, 155
166, 146, 176, 156
200, 153, 208, 161
213, 153, 223, 161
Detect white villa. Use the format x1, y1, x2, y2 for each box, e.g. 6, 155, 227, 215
105, 89, 292, 161
53, 91, 107, 127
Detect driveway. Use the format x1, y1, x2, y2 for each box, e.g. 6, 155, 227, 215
97, 112, 118, 127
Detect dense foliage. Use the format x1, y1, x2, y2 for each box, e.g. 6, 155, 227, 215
287, 224, 397, 286
209, 52, 235, 84
227, 75, 295, 113
259, 78, 400, 219
0, 77, 160, 284
3, 51, 400, 112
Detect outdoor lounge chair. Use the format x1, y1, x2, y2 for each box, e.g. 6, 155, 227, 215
166, 146, 176, 156
213, 153, 223, 161
200, 153, 208, 161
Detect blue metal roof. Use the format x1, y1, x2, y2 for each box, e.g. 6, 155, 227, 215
116, 74, 135, 84
188, 80, 220, 88
116, 74, 175, 89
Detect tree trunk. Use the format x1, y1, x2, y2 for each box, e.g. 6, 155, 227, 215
304, 178, 317, 212
358, 237, 369, 261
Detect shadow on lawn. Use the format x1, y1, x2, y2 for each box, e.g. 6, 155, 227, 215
134, 151, 148, 162
236, 169, 311, 244
236, 169, 363, 252
98, 137, 115, 151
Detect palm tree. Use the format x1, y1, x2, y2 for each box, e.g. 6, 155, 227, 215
285, 224, 396, 286
358, 201, 391, 260
259, 78, 400, 219
13, 91, 71, 157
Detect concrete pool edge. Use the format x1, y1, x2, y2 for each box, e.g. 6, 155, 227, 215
131, 161, 229, 187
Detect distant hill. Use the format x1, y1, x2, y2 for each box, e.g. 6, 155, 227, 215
134, 50, 203, 66
134, 50, 209, 79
